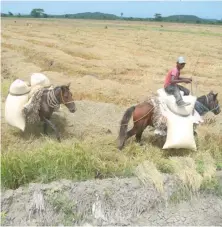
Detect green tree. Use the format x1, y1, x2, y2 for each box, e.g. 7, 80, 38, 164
8, 11, 13, 16
154, 13, 162, 21
30, 8, 44, 18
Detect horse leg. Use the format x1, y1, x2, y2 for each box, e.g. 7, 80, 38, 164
43, 117, 61, 142
136, 130, 144, 144
43, 122, 48, 135
126, 125, 138, 141
136, 121, 148, 145
119, 125, 137, 150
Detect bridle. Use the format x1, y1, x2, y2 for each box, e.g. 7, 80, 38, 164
47, 87, 75, 108
60, 89, 75, 105
204, 94, 220, 113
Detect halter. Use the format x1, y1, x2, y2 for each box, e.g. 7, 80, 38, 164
47, 87, 75, 108
60, 90, 75, 105
202, 94, 220, 112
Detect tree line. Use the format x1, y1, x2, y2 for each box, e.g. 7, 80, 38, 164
1, 9, 222, 25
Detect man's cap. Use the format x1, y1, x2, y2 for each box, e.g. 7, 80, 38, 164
177, 56, 186, 64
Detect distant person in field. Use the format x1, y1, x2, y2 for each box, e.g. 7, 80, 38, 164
164, 56, 192, 107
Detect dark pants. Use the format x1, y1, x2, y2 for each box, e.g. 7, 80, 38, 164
165, 84, 190, 104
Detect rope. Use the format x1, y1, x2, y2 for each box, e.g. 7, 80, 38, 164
47, 89, 60, 109
9, 90, 30, 96
119, 103, 155, 127
133, 106, 155, 124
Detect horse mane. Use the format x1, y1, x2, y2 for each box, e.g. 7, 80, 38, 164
197, 91, 216, 103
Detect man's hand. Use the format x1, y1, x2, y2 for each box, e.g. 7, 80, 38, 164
184, 78, 192, 83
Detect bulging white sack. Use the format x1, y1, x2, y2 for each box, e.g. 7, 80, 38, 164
5, 94, 29, 131
9, 79, 31, 95
163, 111, 196, 151
157, 88, 184, 97
164, 95, 197, 117
157, 88, 196, 116
30, 73, 51, 88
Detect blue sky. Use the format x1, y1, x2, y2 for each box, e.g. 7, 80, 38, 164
1, 1, 222, 20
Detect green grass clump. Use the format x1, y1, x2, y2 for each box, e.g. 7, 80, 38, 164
1, 141, 96, 189
2, 119, 222, 191
200, 177, 222, 196
1, 138, 137, 189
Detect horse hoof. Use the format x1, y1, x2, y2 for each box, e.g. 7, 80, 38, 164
118, 146, 123, 151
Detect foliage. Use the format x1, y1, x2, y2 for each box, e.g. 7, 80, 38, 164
30, 8, 45, 18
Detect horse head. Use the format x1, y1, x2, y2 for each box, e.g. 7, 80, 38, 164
206, 91, 220, 115
196, 91, 220, 115
59, 82, 76, 113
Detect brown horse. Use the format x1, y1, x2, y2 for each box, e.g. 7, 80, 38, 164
118, 91, 220, 150
39, 83, 76, 141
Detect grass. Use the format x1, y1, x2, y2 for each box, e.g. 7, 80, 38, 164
200, 177, 222, 196
1, 79, 15, 98
47, 192, 79, 225
152, 27, 222, 37
0, 212, 7, 226
1, 130, 222, 190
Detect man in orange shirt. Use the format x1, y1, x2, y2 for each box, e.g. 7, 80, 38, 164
164, 56, 192, 107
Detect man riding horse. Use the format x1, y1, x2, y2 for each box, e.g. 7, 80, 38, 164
117, 57, 220, 150
164, 56, 192, 107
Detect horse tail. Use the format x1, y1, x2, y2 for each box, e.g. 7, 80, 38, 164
118, 106, 135, 149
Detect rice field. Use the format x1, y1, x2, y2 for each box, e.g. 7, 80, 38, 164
1, 18, 222, 190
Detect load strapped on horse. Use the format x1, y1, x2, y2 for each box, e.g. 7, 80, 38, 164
4, 73, 76, 141
153, 88, 201, 150
118, 88, 220, 151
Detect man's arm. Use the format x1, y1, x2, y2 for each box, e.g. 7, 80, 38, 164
171, 76, 192, 84
180, 77, 192, 81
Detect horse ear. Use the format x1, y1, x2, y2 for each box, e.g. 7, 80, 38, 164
67, 82, 71, 88
214, 93, 218, 100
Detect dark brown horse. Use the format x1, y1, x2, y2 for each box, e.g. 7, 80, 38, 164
118, 91, 220, 150
39, 83, 76, 141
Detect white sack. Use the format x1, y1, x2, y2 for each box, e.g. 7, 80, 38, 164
163, 111, 196, 151
30, 73, 51, 88
157, 88, 196, 116
9, 79, 31, 95
5, 94, 29, 131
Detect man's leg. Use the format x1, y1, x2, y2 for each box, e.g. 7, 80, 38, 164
165, 85, 183, 103
165, 85, 190, 106
178, 85, 190, 96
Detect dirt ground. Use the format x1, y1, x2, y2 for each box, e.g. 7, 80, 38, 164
2, 175, 222, 226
